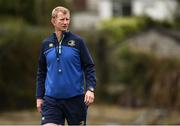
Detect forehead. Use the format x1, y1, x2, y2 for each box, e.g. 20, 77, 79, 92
56, 12, 70, 18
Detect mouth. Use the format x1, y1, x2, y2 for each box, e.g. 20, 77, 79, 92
61, 26, 68, 31
62, 25, 68, 28
63, 26, 68, 29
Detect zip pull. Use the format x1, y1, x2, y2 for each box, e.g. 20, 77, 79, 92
58, 34, 64, 55
59, 46, 62, 54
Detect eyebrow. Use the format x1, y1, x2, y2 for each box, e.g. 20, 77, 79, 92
59, 17, 70, 19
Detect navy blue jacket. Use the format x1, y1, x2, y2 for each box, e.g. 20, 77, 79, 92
36, 31, 96, 99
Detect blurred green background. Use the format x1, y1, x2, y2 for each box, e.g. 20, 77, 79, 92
0, 0, 180, 125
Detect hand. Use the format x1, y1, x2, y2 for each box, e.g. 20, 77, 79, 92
84, 90, 94, 106
36, 99, 43, 113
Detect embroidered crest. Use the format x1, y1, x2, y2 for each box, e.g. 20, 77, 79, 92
49, 43, 54, 48
68, 40, 76, 46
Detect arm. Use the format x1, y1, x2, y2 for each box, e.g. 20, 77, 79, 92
79, 39, 96, 105
36, 43, 47, 111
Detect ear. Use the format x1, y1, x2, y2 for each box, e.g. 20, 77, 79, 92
51, 18, 55, 26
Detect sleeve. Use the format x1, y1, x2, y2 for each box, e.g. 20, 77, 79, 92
79, 39, 96, 91
36, 43, 47, 99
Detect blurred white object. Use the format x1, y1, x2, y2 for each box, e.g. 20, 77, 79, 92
133, 0, 178, 21
72, 0, 179, 30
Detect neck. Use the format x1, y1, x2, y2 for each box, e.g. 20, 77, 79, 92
55, 30, 62, 42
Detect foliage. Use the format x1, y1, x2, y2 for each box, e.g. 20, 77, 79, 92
0, 20, 51, 110
96, 17, 180, 109
0, 0, 70, 25
114, 46, 180, 108
99, 17, 147, 45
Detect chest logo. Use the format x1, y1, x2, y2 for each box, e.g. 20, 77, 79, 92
68, 40, 76, 47
49, 43, 54, 48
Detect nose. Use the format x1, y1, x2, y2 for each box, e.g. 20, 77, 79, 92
63, 19, 68, 24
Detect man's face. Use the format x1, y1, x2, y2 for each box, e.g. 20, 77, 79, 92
53, 12, 70, 31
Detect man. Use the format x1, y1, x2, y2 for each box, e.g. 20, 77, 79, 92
36, 6, 96, 126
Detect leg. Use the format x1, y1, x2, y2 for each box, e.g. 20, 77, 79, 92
41, 96, 65, 125
63, 95, 88, 125
43, 123, 58, 126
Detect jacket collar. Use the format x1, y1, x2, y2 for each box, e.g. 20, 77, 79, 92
52, 31, 70, 43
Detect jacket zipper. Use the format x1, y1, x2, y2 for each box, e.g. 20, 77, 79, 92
57, 34, 64, 61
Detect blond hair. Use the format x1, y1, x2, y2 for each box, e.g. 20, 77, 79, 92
51, 6, 70, 19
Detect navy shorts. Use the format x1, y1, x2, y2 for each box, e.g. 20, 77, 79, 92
41, 95, 88, 125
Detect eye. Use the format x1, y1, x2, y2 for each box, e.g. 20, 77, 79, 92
59, 18, 64, 21
58, 18, 70, 22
